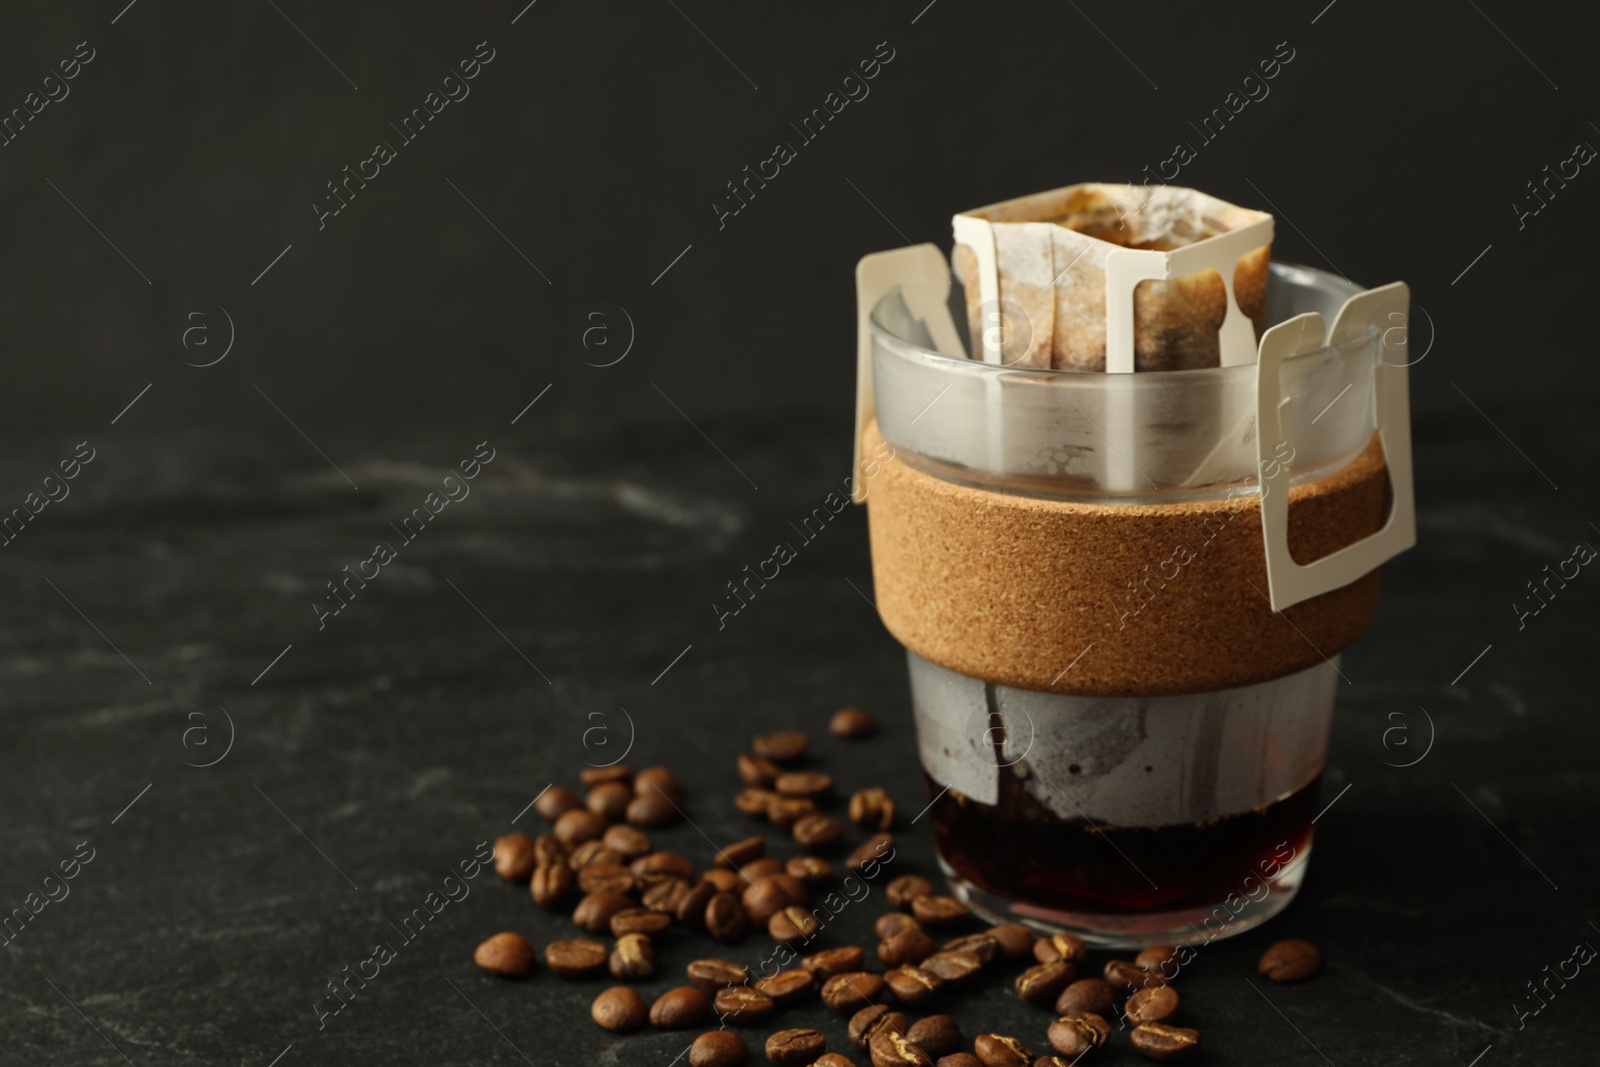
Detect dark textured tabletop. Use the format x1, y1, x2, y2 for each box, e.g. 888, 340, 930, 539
1, 390, 1595, 1066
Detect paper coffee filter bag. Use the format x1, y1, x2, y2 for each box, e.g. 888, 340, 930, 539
952, 183, 1273, 371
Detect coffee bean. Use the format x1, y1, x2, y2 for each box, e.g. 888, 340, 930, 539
744, 874, 808, 924
885, 965, 944, 1007
686, 958, 749, 992
910, 895, 968, 928
849, 1004, 908, 1049
1126, 985, 1180, 1024
569, 841, 622, 870
831, 706, 878, 738
886, 875, 934, 909
936, 1056, 982, 1067
792, 813, 845, 851
877, 912, 922, 940
713, 986, 776, 1026
600, 824, 651, 859
634, 766, 682, 804
1046, 1013, 1111, 1057
973, 1034, 1034, 1067
610, 907, 672, 937
1135, 944, 1178, 974
941, 933, 1001, 966
753, 968, 815, 1007
633, 851, 697, 880
1036, 1057, 1077, 1067
752, 730, 808, 763
554, 808, 606, 846
492, 833, 538, 881
821, 971, 885, 1012
689, 1030, 750, 1067
879, 926, 936, 967
921, 949, 983, 985
786, 855, 833, 886
769, 905, 821, 948
700, 868, 742, 892
766, 797, 819, 830
581, 766, 632, 787
742, 857, 786, 880
776, 771, 834, 800
626, 790, 679, 828
803, 945, 866, 978
871, 1029, 935, 1066
530, 862, 576, 907
1033, 933, 1087, 966
850, 788, 896, 831
847, 833, 896, 874
1104, 959, 1165, 994
532, 833, 565, 868
546, 937, 608, 978
1129, 1023, 1199, 1061
677, 879, 718, 928
536, 786, 582, 821
1054, 978, 1114, 1016
651, 986, 711, 1029
608, 932, 656, 980
765, 1028, 826, 1066
1015, 960, 1075, 1005
736, 788, 779, 817
989, 924, 1037, 959
473, 932, 534, 977
738, 753, 783, 788
906, 1015, 962, 1058
642, 875, 692, 914
587, 781, 632, 821
1258, 938, 1321, 982
717, 835, 766, 869
572, 890, 633, 933
705, 891, 750, 942
578, 862, 635, 896
815, 1056, 856, 1067
591, 985, 647, 1032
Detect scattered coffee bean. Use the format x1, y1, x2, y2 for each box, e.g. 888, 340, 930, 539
849, 1004, 908, 1049
1104, 959, 1165, 994
686, 958, 749, 992
568, 841, 621, 870
1046, 1012, 1111, 1057
847, 833, 896, 873
803, 945, 866, 978
754, 968, 815, 1007
988, 924, 1036, 959
742, 857, 786, 880
776, 771, 834, 800
1259, 938, 1321, 982
941, 933, 1001, 966
634, 765, 682, 804
601, 824, 651, 859
677, 879, 718, 928
610, 908, 672, 937
736, 788, 779, 817
906, 1014, 962, 1058
532, 833, 565, 868
879, 926, 937, 967
530, 862, 576, 907
1036, 1057, 1076, 1067
609, 932, 656, 980
627, 790, 679, 828
1033, 933, 1087, 966
717, 835, 766, 869
936, 1056, 982, 1067
821, 971, 886, 1012
922, 949, 984, 985
633, 851, 696, 880
713, 986, 776, 1026
765, 1028, 826, 1066
705, 891, 750, 942
591, 985, 647, 1032
887, 874, 934, 909
1015, 960, 1075, 1005
1135, 944, 1178, 973
786, 855, 833, 886
546, 937, 608, 978
536, 786, 581, 821
766, 797, 819, 830
1126, 984, 1180, 1024
744, 874, 806, 925
738, 753, 783, 788
752, 730, 808, 763
910, 895, 968, 928
1129, 1023, 1199, 1061
831, 706, 877, 738
815, 1056, 856, 1067
492, 833, 538, 881
871, 1029, 935, 1066
473, 932, 534, 977
587, 781, 632, 821
877, 912, 923, 940
700, 868, 742, 893
577, 862, 634, 896
1055, 978, 1114, 1016
792, 813, 845, 851
572, 890, 632, 934
642, 875, 692, 914
973, 1033, 1034, 1067
651, 986, 711, 1029
554, 808, 606, 846
581, 766, 632, 787
885, 965, 944, 1007
769, 905, 821, 948
850, 788, 896, 831
689, 1030, 750, 1067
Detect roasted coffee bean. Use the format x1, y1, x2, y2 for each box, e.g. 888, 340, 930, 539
677, 878, 718, 928
906, 1015, 962, 1058
738, 753, 783, 788
554, 808, 606, 846
650, 986, 711, 1029
850, 788, 896, 831
626, 790, 679, 828
717, 835, 766, 868
941, 933, 1001, 966
1033, 933, 1087, 966
879, 927, 937, 967
973, 1034, 1034, 1067
1129, 1023, 1199, 1061
744, 874, 808, 925
700, 868, 742, 892
492, 833, 539, 881
578, 862, 635, 896
642, 875, 692, 914
815, 1056, 856, 1067
989, 924, 1036, 959
776, 771, 834, 800
569, 840, 623, 870
689, 1030, 750, 1067
871, 1029, 935, 1066
792, 813, 845, 851
1046, 1013, 1111, 1057
601, 824, 651, 859
1016, 960, 1075, 1005
536, 785, 582, 821
921, 949, 983, 985
876, 912, 922, 940
572, 890, 633, 932
581, 765, 632, 787
936, 1056, 982, 1067
473, 932, 534, 977
1126, 985, 1180, 1024
910, 895, 968, 928
1259, 938, 1321, 982
610, 908, 673, 937
886, 875, 934, 909
849, 1004, 908, 1049
742, 857, 785, 880
591, 985, 647, 1032
713, 986, 776, 1026
686, 958, 749, 992
1055, 978, 1114, 1016
821, 971, 885, 1012
1036, 1057, 1076, 1067
634, 765, 682, 803
736, 788, 779, 817
831, 706, 877, 738
847, 833, 896, 874
766, 796, 819, 830
546, 937, 608, 977
1135, 944, 1178, 974
786, 855, 833, 886
753, 968, 815, 1007
609, 932, 656, 980
752, 730, 808, 763
766, 1028, 826, 1066
633, 851, 696, 880
705, 891, 750, 942
769, 905, 821, 948
532, 833, 565, 868
885, 965, 944, 1007
530, 862, 576, 907
587, 781, 632, 821
803, 945, 866, 978
1104, 959, 1165, 994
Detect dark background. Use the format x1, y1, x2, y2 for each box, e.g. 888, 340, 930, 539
1, 2, 1598, 1066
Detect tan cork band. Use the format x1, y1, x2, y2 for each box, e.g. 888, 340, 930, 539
863, 420, 1388, 697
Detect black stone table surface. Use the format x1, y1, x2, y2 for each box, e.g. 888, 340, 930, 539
1, 394, 1596, 1065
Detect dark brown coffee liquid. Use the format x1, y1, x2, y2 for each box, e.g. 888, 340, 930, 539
928, 772, 1320, 915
